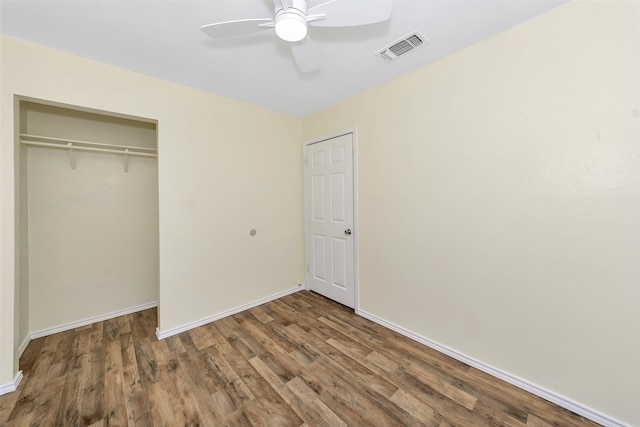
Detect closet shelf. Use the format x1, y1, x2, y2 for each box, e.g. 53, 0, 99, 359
20, 133, 157, 172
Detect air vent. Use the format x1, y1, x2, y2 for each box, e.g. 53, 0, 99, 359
375, 31, 429, 62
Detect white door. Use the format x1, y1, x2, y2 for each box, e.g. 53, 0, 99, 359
305, 133, 355, 308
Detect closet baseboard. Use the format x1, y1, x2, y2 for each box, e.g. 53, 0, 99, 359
156, 286, 303, 340
29, 301, 158, 341
0, 371, 23, 396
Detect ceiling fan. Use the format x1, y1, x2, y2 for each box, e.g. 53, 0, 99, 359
200, 0, 393, 73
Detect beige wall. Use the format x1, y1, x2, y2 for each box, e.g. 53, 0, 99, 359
305, 1, 639, 425
22, 103, 159, 333
0, 35, 304, 385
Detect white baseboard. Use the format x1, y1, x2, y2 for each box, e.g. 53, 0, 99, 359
30, 301, 158, 340
356, 309, 630, 427
156, 286, 302, 340
0, 371, 23, 396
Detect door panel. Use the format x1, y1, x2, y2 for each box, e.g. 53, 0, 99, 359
305, 133, 355, 308
331, 173, 346, 221
331, 237, 347, 289
312, 234, 326, 282
312, 175, 325, 220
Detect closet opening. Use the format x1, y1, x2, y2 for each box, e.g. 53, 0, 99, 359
16, 97, 159, 357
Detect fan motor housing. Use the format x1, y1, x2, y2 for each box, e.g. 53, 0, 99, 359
275, 0, 308, 15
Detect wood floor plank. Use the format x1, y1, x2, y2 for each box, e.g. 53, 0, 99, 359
223, 348, 304, 426
214, 316, 258, 361
0, 291, 603, 427
235, 312, 303, 379
322, 327, 491, 426
299, 360, 407, 426
152, 339, 204, 426
177, 329, 200, 356
472, 399, 528, 427
286, 377, 347, 427
390, 388, 441, 427
239, 311, 298, 355
134, 340, 158, 386
121, 333, 151, 425
175, 353, 224, 427
282, 324, 422, 426
284, 323, 400, 400
249, 356, 343, 427
176, 346, 222, 396
326, 336, 373, 361
201, 345, 255, 409
130, 310, 156, 343
241, 400, 282, 427
163, 334, 187, 355
406, 363, 478, 411
383, 333, 471, 377
80, 346, 106, 426
188, 323, 219, 351
394, 361, 491, 426
103, 338, 128, 426
21, 375, 65, 426
222, 406, 254, 427
266, 299, 303, 325
53, 352, 86, 426
211, 389, 236, 421
247, 304, 274, 325
527, 413, 556, 427
147, 381, 180, 427
2, 413, 34, 427
103, 317, 121, 342
222, 314, 297, 384
288, 349, 313, 367
204, 322, 235, 354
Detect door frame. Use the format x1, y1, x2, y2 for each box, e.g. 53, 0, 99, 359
303, 127, 359, 310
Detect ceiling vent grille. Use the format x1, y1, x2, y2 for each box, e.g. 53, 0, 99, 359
375, 31, 429, 62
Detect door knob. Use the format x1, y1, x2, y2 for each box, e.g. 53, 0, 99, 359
344, 229, 352, 235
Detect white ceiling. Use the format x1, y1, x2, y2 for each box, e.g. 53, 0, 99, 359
0, 0, 567, 118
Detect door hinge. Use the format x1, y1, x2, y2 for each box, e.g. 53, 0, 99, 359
305, 156, 308, 166
306, 265, 310, 273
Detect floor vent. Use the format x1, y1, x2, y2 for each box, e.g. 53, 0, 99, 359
375, 31, 429, 62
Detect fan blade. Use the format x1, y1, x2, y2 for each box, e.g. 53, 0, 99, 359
308, 0, 392, 27
291, 36, 321, 73
201, 18, 274, 38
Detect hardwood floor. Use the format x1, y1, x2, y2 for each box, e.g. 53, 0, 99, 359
0, 291, 600, 426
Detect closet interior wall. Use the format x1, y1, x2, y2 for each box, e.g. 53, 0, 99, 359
19, 100, 159, 338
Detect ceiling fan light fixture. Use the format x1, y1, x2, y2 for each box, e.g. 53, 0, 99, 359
200, 0, 393, 72
275, 12, 307, 42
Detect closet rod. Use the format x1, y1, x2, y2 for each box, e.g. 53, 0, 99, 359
21, 140, 157, 158
20, 133, 156, 153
